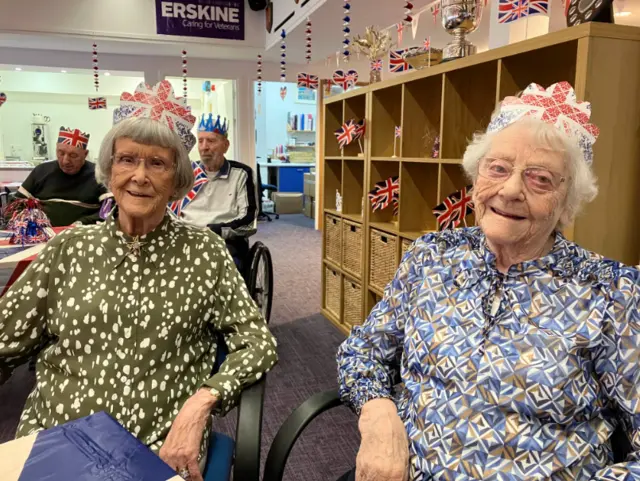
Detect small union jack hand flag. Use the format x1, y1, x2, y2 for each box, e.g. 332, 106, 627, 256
297, 72, 319, 90
423, 37, 431, 50
88, 97, 107, 110
335, 120, 357, 149
371, 59, 383, 72
368, 176, 400, 212
432, 185, 475, 230
395, 126, 402, 138
354, 119, 366, 140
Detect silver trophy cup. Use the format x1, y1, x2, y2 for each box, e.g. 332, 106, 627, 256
441, 0, 483, 60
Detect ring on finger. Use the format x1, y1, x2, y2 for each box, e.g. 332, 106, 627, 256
178, 468, 191, 480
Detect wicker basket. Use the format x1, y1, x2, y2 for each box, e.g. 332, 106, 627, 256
342, 221, 363, 278
324, 266, 342, 319
343, 279, 363, 327
401, 238, 413, 259
369, 229, 398, 292
325, 214, 342, 265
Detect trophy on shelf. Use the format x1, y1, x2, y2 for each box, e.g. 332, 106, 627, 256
353, 26, 394, 84
441, 0, 483, 60
31, 114, 51, 162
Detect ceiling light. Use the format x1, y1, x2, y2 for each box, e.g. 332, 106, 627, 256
615, 11, 631, 16
15, 67, 22, 71
104, 72, 111, 76
61, 70, 67, 73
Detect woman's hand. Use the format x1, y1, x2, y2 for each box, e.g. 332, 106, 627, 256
356, 398, 409, 481
159, 389, 217, 481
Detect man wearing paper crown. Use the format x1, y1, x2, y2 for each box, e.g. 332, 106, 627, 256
337, 82, 640, 481
13, 126, 107, 226
169, 112, 258, 269
0, 80, 276, 481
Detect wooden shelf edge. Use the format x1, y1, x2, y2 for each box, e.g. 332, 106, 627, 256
325, 86, 370, 103
323, 258, 342, 273
440, 158, 464, 165
342, 213, 363, 223
324, 156, 342, 160
324, 208, 342, 218
322, 308, 351, 336
401, 157, 440, 164
343, 155, 366, 161
371, 156, 401, 162
343, 272, 362, 284
369, 222, 399, 235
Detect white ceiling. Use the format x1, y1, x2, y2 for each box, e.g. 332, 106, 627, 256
0, 0, 637, 66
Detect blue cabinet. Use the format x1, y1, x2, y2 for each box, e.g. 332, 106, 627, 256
278, 166, 311, 193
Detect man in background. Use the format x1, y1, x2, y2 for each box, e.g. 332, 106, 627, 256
16, 126, 107, 226
170, 113, 258, 270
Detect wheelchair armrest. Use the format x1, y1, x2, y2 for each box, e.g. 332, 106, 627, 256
263, 389, 344, 481
233, 376, 266, 481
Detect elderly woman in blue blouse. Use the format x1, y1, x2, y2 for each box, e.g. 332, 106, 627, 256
337, 81, 640, 481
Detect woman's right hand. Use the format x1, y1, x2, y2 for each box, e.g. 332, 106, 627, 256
356, 398, 409, 481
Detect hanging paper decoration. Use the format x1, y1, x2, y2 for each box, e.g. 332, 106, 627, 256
335, 120, 357, 149
368, 177, 399, 213
88, 97, 107, 110
404, 1, 414, 24
92, 43, 99, 92
343, 0, 351, 62
431, 1, 441, 24
397, 23, 404, 47
0, 92, 6, 107
411, 11, 421, 39
332, 69, 359, 91
280, 30, 287, 82
257, 54, 263, 95
5, 198, 55, 245
297, 73, 319, 90
280, 86, 287, 100
432, 186, 474, 230
305, 19, 312, 63
181, 50, 188, 104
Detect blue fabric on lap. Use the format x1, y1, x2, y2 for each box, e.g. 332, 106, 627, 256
203, 432, 235, 481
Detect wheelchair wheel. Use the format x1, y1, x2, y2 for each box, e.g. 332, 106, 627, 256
247, 242, 273, 324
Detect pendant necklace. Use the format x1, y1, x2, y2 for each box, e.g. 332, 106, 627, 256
126, 236, 146, 256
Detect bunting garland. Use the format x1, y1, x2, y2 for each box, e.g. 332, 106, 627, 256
431, 1, 441, 24
280, 30, 287, 82
305, 19, 312, 63
343, 0, 351, 62
92, 43, 99, 92
181, 50, 188, 104
404, 1, 414, 24
397, 23, 404, 46
257, 54, 263, 95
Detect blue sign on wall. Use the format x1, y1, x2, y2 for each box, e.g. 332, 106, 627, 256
156, 0, 245, 40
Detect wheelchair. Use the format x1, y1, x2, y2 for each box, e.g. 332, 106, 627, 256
237, 240, 274, 324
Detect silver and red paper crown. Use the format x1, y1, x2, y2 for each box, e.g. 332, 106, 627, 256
113, 80, 197, 152
486, 81, 600, 164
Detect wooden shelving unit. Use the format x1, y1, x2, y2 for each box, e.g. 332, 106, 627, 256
320, 23, 640, 331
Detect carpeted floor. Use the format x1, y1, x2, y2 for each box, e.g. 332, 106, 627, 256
0, 214, 360, 481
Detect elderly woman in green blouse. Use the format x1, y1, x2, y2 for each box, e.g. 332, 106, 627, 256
0, 81, 278, 481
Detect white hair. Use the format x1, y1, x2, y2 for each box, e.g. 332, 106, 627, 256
95, 117, 194, 202
462, 116, 598, 229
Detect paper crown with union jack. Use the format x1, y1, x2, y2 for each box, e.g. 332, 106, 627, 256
112, 80, 197, 152
57, 127, 90, 150
486, 81, 600, 164
198, 113, 228, 137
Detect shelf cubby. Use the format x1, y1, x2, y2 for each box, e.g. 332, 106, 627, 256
369, 160, 400, 227
441, 61, 498, 159
399, 162, 439, 236
324, 102, 343, 157
324, 159, 343, 210
402, 75, 443, 159
371, 85, 403, 158
366, 289, 382, 318
498, 41, 578, 100
343, 159, 365, 218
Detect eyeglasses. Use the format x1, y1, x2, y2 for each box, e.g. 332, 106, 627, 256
478, 157, 565, 194
112, 154, 174, 174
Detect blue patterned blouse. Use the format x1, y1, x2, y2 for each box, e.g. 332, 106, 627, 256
337, 227, 640, 481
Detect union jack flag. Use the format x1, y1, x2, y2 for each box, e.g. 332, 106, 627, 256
431, 2, 440, 23
335, 120, 357, 149
368, 176, 399, 213
354, 119, 366, 140
395, 126, 402, 138
498, 0, 548, 23
432, 186, 475, 230
88, 97, 107, 110
57, 128, 90, 150
389, 50, 413, 73
371, 60, 383, 72
297, 72, 319, 90
169, 161, 209, 216
423, 37, 431, 50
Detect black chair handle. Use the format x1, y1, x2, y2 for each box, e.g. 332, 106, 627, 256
233, 377, 266, 481
263, 390, 344, 481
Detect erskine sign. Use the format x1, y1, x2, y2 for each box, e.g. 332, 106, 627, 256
155, 0, 244, 40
